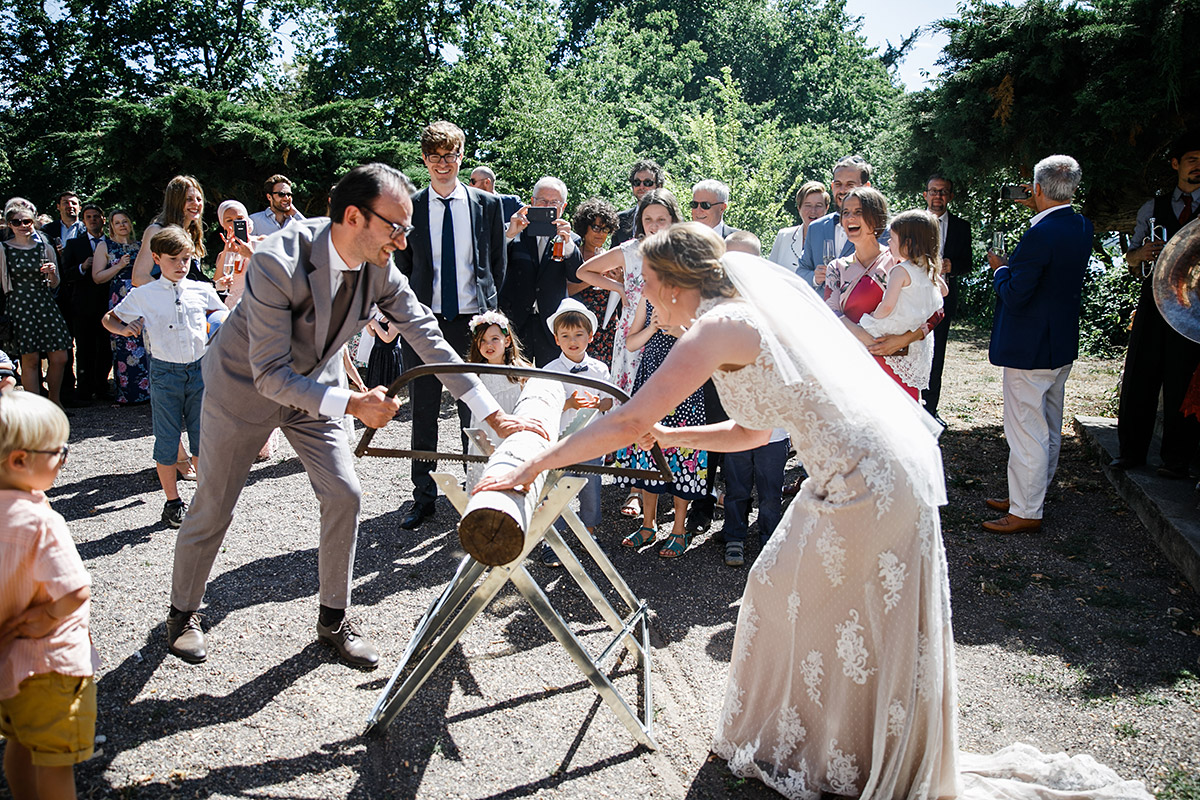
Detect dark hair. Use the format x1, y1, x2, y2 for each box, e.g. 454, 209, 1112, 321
329, 164, 416, 224
628, 159, 666, 187
150, 225, 194, 257
264, 174, 291, 194
553, 310, 594, 335
467, 319, 532, 381
81, 203, 105, 217
56, 191, 79, 204
634, 189, 682, 239
926, 174, 954, 193
421, 121, 465, 155
641, 223, 736, 299
571, 197, 619, 237
842, 186, 889, 236
833, 155, 873, 184
1169, 132, 1200, 163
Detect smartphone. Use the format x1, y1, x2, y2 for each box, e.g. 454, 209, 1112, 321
1000, 184, 1031, 201
232, 219, 249, 242
525, 206, 558, 238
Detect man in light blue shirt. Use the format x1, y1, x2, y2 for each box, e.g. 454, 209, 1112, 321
249, 174, 306, 235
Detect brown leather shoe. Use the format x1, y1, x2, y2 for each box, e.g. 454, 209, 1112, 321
985, 497, 1010, 512
981, 513, 1042, 534
166, 610, 207, 664
318, 617, 379, 669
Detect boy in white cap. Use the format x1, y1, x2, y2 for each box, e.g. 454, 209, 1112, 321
540, 297, 613, 566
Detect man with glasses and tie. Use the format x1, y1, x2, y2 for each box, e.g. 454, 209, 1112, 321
394, 120, 508, 530
164, 163, 542, 669
250, 174, 306, 236
500, 176, 584, 366
612, 159, 665, 246
1111, 133, 1200, 479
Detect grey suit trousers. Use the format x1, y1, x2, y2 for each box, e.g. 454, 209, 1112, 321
170, 392, 362, 612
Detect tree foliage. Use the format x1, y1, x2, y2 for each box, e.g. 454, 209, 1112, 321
895, 0, 1200, 233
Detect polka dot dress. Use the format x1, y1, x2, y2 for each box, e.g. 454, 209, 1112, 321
2, 241, 71, 355
626, 300, 708, 499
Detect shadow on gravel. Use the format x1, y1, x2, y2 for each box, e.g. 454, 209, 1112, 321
938, 424, 1200, 700
77, 518, 158, 560
51, 469, 158, 522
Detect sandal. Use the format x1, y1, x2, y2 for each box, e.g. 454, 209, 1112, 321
621, 526, 657, 549
620, 493, 643, 518
658, 531, 690, 559
176, 460, 197, 481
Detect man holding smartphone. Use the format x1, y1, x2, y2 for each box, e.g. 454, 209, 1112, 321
393, 121, 507, 530
500, 176, 583, 365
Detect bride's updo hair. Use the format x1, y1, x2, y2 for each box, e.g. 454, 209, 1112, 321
641, 222, 737, 299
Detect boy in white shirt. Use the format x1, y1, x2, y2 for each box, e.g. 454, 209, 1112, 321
540, 298, 613, 566
103, 226, 226, 528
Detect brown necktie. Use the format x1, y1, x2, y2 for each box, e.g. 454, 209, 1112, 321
326, 270, 360, 352
1180, 194, 1194, 226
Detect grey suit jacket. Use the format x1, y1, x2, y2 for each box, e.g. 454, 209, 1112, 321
206, 218, 481, 424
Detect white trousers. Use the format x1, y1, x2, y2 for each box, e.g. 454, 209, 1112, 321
1003, 364, 1072, 519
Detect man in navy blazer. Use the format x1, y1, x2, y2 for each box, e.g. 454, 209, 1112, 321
797, 155, 887, 288
499, 176, 584, 365
983, 155, 1092, 534
393, 121, 507, 529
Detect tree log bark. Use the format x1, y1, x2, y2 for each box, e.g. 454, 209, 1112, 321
458, 378, 565, 566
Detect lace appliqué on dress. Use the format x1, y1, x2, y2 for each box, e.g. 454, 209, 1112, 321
825, 739, 861, 796
800, 650, 824, 707
878, 551, 908, 613
835, 609, 875, 685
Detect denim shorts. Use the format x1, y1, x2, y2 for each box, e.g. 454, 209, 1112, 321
149, 357, 204, 465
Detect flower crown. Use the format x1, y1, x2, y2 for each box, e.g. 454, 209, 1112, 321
468, 310, 511, 335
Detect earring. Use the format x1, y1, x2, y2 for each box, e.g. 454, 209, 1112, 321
671, 295, 677, 304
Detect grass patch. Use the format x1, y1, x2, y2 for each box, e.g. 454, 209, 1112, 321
1113, 721, 1140, 738
1158, 767, 1200, 800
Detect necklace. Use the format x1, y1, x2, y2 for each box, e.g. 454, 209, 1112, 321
788, 227, 804, 267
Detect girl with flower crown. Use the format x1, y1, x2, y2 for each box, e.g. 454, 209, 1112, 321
464, 310, 532, 487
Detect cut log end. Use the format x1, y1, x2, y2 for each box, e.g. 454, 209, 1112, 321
459, 506, 527, 566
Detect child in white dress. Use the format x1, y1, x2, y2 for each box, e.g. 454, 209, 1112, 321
857, 209, 948, 396
464, 311, 531, 489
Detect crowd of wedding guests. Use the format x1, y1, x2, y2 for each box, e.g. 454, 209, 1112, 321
7, 125, 1190, 566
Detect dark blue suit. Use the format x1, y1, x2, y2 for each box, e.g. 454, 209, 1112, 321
988, 206, 1092, 370
988, 204, 1092, 520
499, 231, 584, 366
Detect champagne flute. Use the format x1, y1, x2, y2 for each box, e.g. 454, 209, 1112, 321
822, 239, 837, 289
991, 231, 1006, 257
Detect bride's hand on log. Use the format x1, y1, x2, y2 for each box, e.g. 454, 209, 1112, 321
486, 411, 550, 440
472, 462, 540, 495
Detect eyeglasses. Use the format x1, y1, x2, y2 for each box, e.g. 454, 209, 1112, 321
691, 200, 725, 210
531, 196, 562, 207
424, 152, 463, 164
925, 189, 950, 196
361, 206, 416, 240
28, 444, 69, 464
589, 222, 613, 233
271, 191, 293, 198
631, 179, 658, 188
6, 217, 34, 227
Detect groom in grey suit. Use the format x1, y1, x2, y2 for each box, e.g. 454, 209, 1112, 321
166, 163, 542, 668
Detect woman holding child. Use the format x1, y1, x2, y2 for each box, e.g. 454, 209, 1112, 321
477, 222, 1150, 800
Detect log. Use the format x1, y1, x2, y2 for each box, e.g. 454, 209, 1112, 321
458, 377, 565, 565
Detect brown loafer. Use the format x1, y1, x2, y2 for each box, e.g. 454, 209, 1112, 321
985, 497, 1010, 512
981, 513, 1042, 534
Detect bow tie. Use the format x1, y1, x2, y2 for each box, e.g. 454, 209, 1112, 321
569, 364, 588, 374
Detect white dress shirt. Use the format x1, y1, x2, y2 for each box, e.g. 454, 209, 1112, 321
429, 182, 478, 316
937, 211, 949, 257
111, 277, 225, 364
543, 353, 611, 431
318, 235, 501, 422
1028, 202, 1072, 229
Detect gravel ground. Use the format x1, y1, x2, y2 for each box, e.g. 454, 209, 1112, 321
3, 328, 1198, 799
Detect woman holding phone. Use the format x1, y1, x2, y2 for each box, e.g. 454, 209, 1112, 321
92, 209, 150, 404
214, 200, 259, 308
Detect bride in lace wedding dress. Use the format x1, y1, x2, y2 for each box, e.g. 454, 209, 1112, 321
475, 223, 1152, 800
